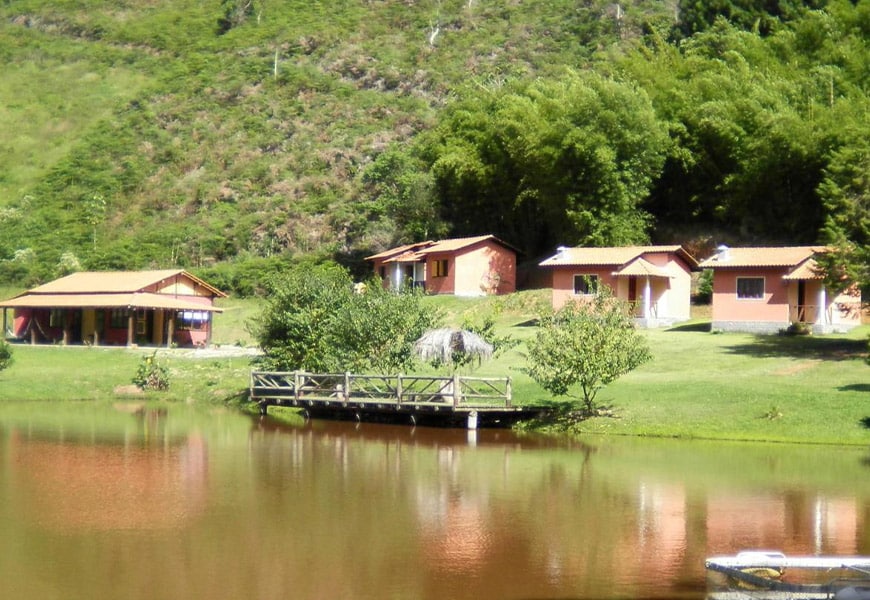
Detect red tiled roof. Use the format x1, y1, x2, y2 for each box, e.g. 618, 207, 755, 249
364, 242, 433, 261
699, 246, 827, 269
417, 235, 517, 255
612, 257, 673, 278
783, 258, 824, 281
24, 270, 226, 296
0, 270, 226, 310
539, 245, 697, 269
366, 235, 518, 263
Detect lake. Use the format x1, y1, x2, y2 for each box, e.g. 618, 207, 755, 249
2, 403, 869, 599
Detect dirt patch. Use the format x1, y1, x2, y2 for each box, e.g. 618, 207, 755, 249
773, 360, 820, 376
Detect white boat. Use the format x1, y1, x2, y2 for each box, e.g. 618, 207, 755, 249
706, 551, 870, 600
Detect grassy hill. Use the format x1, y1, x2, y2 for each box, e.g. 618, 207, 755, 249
0, 0, 671, 284
2, 0, 867, 295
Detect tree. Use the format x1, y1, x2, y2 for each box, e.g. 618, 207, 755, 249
424, 71, 668, 259
252, 261, 441, 373
525, 290, 651, 413
357, 147, 447, 248
817, 138, 870, 295
675, 0, 826, 38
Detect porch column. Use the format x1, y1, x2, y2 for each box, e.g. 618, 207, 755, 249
643, 276, 651, 319
2, 309, 6, 341
817, 286, 827, 325
393, 264, 402, 291
62, 311, 71, 346
127, 311, 135, 347
166, 313, 175, 348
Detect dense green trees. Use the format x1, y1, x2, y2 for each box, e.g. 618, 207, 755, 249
676, 0, 827, 37
424, 71, 668, 259
252, 262, 440, 373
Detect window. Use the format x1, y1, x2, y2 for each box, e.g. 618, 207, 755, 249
136, 310, 147, 335
573, 274, 599, 295
110, 309, 127, 329
177, 311, 210, 331
49, 309, 64, 328
737, 277, 764, 299
432, 259, 449, 278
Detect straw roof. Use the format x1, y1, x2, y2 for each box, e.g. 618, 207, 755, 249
414, 328, 493, 364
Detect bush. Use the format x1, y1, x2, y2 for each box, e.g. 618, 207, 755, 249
252, 261, 440, 373
0, 340, 13, 372
132, 351, 170, 391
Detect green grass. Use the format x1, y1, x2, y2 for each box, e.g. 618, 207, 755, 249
0, 344, 254, 405
211, 295, 261, 346
2, 290, 868, 445
419, 292, 870, 445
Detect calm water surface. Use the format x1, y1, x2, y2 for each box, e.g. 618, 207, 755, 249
1, 403, 869, 600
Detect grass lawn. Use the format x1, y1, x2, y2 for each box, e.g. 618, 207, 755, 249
1, 290, 867, 445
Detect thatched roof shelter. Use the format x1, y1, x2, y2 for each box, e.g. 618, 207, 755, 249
414, 328, 493, 365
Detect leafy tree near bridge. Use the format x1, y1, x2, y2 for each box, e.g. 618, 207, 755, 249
525, 289, 651, 413
252, 261, 440, 373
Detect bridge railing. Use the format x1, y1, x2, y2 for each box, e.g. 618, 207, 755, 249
250, 371, 512, 409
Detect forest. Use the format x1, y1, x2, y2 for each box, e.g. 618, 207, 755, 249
0, 0, 867, 295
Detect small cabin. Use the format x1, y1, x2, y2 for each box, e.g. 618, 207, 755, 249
366, 235, 517, 296
0, 269, 226, 347
699, 245, 862, 334
539, 245, 700, 327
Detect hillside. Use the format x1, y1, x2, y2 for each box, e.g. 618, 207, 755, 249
1, 0, 867, 293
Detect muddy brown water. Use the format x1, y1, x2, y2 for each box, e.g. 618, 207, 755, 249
2, 403, 869, 599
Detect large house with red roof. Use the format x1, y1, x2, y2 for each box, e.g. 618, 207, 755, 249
539, 245, 700, 327
0, 269, 225, 347
699, 245, 862, 334
366, 235, 517, 296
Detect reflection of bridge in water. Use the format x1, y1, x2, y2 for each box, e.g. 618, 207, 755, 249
250, 370, 545, 429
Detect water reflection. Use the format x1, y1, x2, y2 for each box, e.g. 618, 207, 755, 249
1, 406, 869, 600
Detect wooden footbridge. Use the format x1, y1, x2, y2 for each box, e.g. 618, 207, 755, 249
249, 370, 544, 429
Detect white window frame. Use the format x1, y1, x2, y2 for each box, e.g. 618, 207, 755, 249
736, 276, 765, 300
573, 274, 599, 296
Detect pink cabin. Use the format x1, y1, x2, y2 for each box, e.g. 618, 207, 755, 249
0, 270, 226, 348
699, 245, 862, 334
366, 235, 517, 296
539, 245, 700, 327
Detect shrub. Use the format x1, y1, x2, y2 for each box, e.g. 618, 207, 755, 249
0, 340, 13, 372
133, 351, 170, 391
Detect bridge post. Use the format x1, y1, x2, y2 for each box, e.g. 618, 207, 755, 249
467, 410, 478, 430
397, 374, 403, 404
